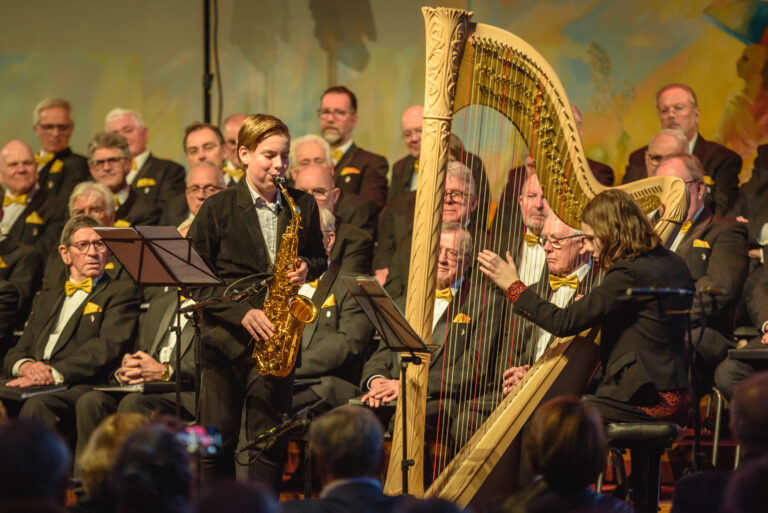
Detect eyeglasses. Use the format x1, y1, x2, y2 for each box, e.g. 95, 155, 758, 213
69, 240, 108, 254
646, 152, 666, 165
684, 178, 702, 187
658, 103, 692, 116
37, 123, 72, 132
305, 187, 334, 198
438, 247, 462, 262
317, 108, 352, 119
90, 157, 126, 169
538, 234, 583, 249
186, 185, 223, 195
444, 190, 468, 203
225, 138, 237, 149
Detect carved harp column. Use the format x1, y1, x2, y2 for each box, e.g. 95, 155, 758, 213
382, 7, 472, 497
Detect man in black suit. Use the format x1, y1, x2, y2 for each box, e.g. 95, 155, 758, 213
0, 140, 67, 259
221, 113, 248, 183
291, 134, 377, 237
105, 108, 186, 212
282, 406, 402, 513
728, 143, 768, 260
293, 208, 374, 411
374, 160, 480, 303
87, 132, 162, 227
161, 161, 225, 236
319, 86, 389, 211
389, 105, 424, 198
293, 163, 373, 274
362, 223, 502, 443
656, 153, 749, 387
74, 286, 196, 456
622, 83, 741, 215
672, 371, 768, 513
2, 216, 141, 431
32, 98, 91, 200
188, 114, 327, 489
714, 263, 768, 400
0, 189, 44, 358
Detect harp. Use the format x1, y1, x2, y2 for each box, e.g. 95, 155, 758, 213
383, 7, 689, 508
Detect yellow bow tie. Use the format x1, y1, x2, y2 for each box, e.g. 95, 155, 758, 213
681, 220, 692, 233
549, 274, 579, 291
413, 160, 420, 174
307, 279, 319, 289
435, 288, 453, 302
113, 194, 121, 208
35, 153, 54, 166
331, 149, 344, 162
3, 195, 27, 207
131, 158, 137, 171
524, 232, 539, 247
224, 166, 244, 180
65, 277, 93, 296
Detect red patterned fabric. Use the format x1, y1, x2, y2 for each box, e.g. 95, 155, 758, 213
638, 389, 691, 424
506, 280, 527, 302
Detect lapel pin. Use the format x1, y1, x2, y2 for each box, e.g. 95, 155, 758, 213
345, 176, 351, 183
48, 181, 54, 189
326, 311, 331, 318
90, 315, 95, 323
144, 187, 150, 194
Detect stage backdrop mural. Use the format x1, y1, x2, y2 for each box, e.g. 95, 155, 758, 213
1, 0, 766, 185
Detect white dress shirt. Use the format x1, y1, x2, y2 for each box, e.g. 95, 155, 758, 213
246, 182, 282, 264
519, 231, 546, 286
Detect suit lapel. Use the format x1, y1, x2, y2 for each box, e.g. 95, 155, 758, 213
235, 180, 270, 267
51, 275, 110, 358
10, 186, 47, 238
335, 144, 358, 173
678, 208, 713, 261
132, 154, 153, 185
116, 188, 137, 219
302, 263, 338, 349
149, 292, 178, 356
430, 282, 470, 367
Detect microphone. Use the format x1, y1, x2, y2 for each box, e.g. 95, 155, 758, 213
697, 285, 726, 296
625, 287, 694, 296
235, 275, 274, 300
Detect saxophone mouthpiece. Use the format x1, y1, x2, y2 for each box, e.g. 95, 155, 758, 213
274, 176, 286, 186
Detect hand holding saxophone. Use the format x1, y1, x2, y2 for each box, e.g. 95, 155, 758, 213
241, 309, 275, 341
286, 258, 309, 284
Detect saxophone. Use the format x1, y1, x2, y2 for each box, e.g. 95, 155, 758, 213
251, 177, 319, 377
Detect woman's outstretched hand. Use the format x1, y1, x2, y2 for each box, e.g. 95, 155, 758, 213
477, 249, 520, 291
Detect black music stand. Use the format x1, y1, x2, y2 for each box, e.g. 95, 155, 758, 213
342, 276, 430, 494
94, 226, 223, 418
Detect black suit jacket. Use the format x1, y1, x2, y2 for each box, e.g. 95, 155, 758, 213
361, 278, 503, 397
334, 143, 389, 211
588, 158, 614, 187
131, 154, 186, 209
0, 237, 43, 335
514, 246, 694, 402
7, 187, 67, 259
159, 192, 190, 227
728, 143, 768, 245
37, 147, 91, 200
188, 180, 327, 361
281, 480, 402, 513
331, 218, 373, 275
623, 134, 741, 215
334, 191, 377, 237
3, 274, 141, 383
675, 208, 748, 338
296, 263, 374, 407
389, 154, 417, 199
114, 187, 163, 227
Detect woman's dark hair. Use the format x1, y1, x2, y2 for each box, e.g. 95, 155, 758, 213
581, 189, 660, 268
524, 396, 606, 490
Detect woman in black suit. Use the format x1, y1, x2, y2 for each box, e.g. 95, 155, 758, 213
478, 189, 694, 424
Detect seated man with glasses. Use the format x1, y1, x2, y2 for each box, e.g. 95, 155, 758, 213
656, 153, 749, 392
318, 86, 389, 212
87, 132, 162, 228
221, 113, 248, 183
32, 98, 91, 200
161, 161, 225, 237
499, 211, 595, 395
293, 161, 373, 274
2, 215, 141, 434
374, 160, 479, 303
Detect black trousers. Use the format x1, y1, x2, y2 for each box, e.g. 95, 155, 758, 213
198, 346, 293, 491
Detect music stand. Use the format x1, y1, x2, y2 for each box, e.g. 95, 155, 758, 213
94, 226, 223, 417
342, 276, 429, 494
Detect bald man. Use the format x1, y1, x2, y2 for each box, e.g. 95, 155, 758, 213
221, 113, 248, 184
0, 140, 67, 258
389, 105, 424, 198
